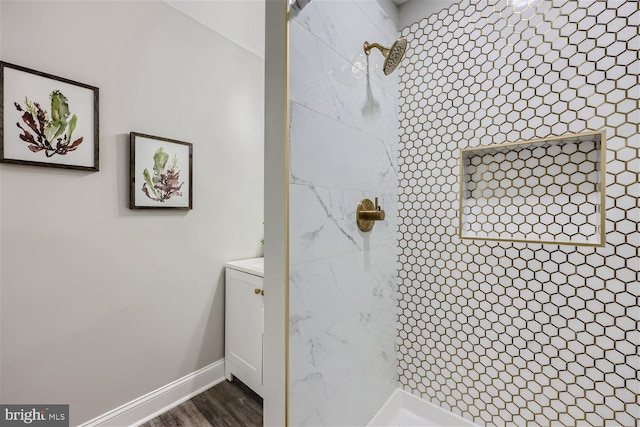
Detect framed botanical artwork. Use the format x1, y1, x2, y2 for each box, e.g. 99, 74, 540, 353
0, 62, 99, 171
130, 132, 193, 209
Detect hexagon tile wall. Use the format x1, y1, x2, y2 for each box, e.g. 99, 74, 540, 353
397, 0, 639, 426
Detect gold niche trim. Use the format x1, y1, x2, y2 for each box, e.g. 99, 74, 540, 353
458, 130, 606, 247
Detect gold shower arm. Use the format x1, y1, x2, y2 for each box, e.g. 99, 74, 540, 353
363, 41, 390, 57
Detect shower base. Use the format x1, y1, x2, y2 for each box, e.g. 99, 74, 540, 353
367, 388, 478, 427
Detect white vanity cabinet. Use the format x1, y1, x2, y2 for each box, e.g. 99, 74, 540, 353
224, 257, 264, 397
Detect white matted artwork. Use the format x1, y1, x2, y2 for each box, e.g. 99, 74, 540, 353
0, 62, 99, 170
129, 132, 193, 209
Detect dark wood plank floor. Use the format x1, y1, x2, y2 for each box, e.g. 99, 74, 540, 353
140, 379, 263, 427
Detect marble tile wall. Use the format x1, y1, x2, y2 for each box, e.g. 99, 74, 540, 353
398, 1, 639, 426
289, 1, 400, 425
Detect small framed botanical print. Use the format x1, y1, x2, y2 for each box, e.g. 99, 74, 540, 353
130, 132, 193, 209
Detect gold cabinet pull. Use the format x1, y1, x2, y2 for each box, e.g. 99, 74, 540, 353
254, 288, 261, 294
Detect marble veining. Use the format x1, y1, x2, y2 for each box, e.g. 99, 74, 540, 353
289, 1, 400, 423
292, 0, 397, 86
289, 104, 398, 194
289, 247, 398, 425
290, 20, 400, 144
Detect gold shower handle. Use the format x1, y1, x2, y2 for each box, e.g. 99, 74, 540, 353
356, 198, 385, 232
359, 197, 386, 221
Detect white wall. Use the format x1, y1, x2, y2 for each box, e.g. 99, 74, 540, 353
263, 0, 288, 425
165, 0, 265, 58
0, 0, 3, 404
288, 1, 400, 424
398, 0, 458, 29
0, 1, 264, 425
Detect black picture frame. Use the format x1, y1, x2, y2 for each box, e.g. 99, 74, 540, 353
0, 62, 99, 171
129, 132, 193, 210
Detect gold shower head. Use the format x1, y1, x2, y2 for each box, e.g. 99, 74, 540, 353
363, 37, 407, 75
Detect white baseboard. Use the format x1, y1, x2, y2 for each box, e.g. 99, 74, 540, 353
79, 359, 226, 427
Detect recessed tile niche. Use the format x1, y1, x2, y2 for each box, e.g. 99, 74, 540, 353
460, 131, 605, 246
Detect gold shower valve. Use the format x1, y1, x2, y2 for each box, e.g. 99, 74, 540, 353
357, 197, 385, 232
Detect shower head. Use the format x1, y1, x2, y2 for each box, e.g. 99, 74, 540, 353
363, 37, 407, 75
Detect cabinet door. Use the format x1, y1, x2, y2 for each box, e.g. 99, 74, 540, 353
225, 268, 263, 392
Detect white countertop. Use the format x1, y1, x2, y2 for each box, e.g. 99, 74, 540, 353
225, 257, 264, 277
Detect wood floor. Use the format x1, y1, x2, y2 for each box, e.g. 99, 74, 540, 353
140, 379, 263, 427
